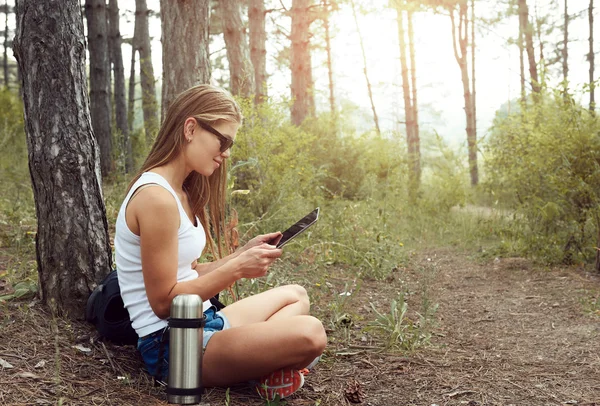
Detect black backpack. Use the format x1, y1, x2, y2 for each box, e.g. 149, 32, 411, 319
86, 270, 138, 346
86, 270, 226, 346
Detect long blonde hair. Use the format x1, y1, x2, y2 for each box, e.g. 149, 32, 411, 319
128, 84, 243, 259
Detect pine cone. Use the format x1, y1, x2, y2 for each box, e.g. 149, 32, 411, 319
344, 378, 365, 404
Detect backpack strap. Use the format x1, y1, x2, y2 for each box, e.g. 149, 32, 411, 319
210, 295, 226, 311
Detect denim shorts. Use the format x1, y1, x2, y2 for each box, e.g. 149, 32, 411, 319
137, 306, 230, 381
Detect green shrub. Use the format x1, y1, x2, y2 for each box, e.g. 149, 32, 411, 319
484, 91, 600, 264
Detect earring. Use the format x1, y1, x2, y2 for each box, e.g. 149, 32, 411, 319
187, 138, 192, 143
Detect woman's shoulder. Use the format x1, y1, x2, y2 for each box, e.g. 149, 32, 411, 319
132, 185, 178, 211
129, 185, 180, 225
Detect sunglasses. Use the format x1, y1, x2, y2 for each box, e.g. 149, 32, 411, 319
196, 121, 234, 153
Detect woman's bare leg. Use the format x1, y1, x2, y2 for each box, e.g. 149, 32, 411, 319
201, 315, 327, 387
221, 284, 311, 327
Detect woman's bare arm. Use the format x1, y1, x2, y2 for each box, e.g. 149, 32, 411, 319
131, 187, 281, 319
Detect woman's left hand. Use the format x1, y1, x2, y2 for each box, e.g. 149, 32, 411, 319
239, 231, 282, 253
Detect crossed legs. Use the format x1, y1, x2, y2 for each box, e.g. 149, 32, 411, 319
201, 284, 327, 387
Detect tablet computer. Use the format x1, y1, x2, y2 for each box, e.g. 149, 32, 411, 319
271, 207, 320, 248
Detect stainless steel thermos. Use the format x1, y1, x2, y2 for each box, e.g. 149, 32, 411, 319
167, 294, 205, 404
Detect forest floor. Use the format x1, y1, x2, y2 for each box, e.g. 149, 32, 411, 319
1, 247, 600, 406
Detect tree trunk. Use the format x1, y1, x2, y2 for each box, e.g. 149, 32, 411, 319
470, 0, 476, 149
13, 0, 113, 318
3, 0, 8, 88
519, 7, 525, 102
248, 0, 267, 105
128, 35, 136, 133
562, 0, 568, 85
450, 4, 478, 186
108, 0, 132, 173
323, 0, 336, 130
290, 0, 314, 126
589, 0, 595, 114
518, 0, 540, 95
396, 7, 418, 189
135, 0, 158, 146
407, 10, 420, 184
85, 0, 113, 176
160, 0, 211, 117
534, 1, 545, 66
350, 0, 379, 134
221, 0, 254, 98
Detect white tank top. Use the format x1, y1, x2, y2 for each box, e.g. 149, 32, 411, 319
115, 172, 211, 338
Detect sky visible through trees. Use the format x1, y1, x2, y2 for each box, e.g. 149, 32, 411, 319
107, 0, 597, 149
3, 0, 594, 146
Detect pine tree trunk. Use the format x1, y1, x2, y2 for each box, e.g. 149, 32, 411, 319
128, 36, 136, 133
322, 0, 336, 130
160, 0, 210, 117
85, 0, 113, 176
407, 10, 420, 184
534, 2, 545, 65
470, 0, 476, 149
108, 0, 132, 173
396, 8, 417, 189
589, 0, 595, 114
519, 10, 525, 102
13, 0, 113, 318
450, 5, 478, 186
248, 0, 267, 105
350, 0, 379, 134
135, 0, 158, 146
290, 0, 314, 126
221, 0, 254, 97
562, 0, 568, 85
3, 0, 8, 88
518, 0, 540, 95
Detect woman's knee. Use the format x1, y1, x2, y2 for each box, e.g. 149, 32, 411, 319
283, 284, 310, 311
298, 316, 327, 356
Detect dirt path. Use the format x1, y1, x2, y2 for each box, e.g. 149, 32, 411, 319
1, 249, 599, 405
320, 250, 600, 406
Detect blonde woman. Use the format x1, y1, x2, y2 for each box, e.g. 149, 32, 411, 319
115, 85, 326, 400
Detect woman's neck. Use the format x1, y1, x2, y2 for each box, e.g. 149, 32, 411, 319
149, 159, 190, 193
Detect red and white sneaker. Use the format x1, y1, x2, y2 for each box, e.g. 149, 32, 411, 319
256, 368, 305, 400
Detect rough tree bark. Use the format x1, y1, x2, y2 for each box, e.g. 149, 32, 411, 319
135, 0, 158, 146
85, 0, 113, 176
221, 0, 254, 97
290, 0, 315, 126
248, 0, 267, 105
160, 0, 210, 116
350, 0, 379, 134
589, 0, 595, 114
108, 0, 132, 173
450, 2, 478, 186
13, 0, 113, 318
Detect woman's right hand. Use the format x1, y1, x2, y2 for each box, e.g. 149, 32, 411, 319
232, 243, 282, 279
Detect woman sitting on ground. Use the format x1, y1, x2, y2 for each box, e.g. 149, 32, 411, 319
114, 84, 326, 400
